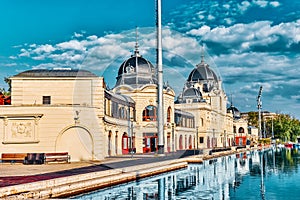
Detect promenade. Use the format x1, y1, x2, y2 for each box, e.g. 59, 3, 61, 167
0, 153, 184, 187
0, 148, 259, 199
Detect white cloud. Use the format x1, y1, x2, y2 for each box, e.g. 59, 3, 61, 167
207, 14, 216, 21
33, 44, 56, 54
253, 0, 268, 8
238, 1, 252, 12
186, 25, 211, 36
87, 35, 98, 40
4, 63, 17, 67
57, 40, 86, 51
270, 1, 280, 7
187, 20, 300, 53
73, 32, 83, 38
9, 56, 17, 60
19, 48, 30, 57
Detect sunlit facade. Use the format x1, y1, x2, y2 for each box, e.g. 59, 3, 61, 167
0, 44, 247, 161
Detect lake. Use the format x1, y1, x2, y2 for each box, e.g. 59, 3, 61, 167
73, 147, 300, 199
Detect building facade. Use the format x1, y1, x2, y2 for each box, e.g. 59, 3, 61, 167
0, 44, 247, 162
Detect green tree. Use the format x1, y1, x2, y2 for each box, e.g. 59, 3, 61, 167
4, 77, 11, 94
247, 111, 300, 142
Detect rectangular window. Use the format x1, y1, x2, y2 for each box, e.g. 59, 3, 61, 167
43, 96, 51, 105
199, 137, 204, 144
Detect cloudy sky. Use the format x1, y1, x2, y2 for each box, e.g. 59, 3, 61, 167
0, 0, 299, 119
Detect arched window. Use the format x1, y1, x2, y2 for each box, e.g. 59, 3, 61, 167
179, 135, 183, 150
122, 133, 129, 154
238, 127, 245, 133
167, 107, 172, 122
118, 107, 127, 119
142, 105, 157, 121
115, 131, 118, 155
189, 135, 192, 149
108, 131, 112, 156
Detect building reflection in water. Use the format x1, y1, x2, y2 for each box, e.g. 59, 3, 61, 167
74, 148, 300, 199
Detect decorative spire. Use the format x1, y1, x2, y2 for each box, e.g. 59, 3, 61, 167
201, 44, 205, 64
134, 26, 140, 57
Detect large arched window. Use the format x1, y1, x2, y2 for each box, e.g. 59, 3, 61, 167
167, 107, 172, 122
142, 105, 157, 121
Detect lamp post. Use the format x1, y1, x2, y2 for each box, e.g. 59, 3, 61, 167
213, 129, 215, 149
196, 126, 199, 150
172, 123, 175, 153
257, 86, 263, 139
156, 0, 164, 155
271, 117, 274, 139
224, 130, 227, 148
130, 117, 134, 158
233, 129, 236, 146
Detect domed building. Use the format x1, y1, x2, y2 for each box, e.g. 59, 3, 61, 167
106, 41, 196, 154
0, 37, 245, 162
175, 54, 234, 149
115, 46, 157, 88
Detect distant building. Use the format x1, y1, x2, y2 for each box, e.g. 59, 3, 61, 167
175, 54, 234, 148
227, 104, 249, 146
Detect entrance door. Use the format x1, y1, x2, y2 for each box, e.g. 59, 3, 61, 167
143, 133, 158, 153
150, 137, 157, 152
122, 133, 129, 154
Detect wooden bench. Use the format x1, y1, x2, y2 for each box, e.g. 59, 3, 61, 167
0, 153, 27, 164
44, 152, 70, 164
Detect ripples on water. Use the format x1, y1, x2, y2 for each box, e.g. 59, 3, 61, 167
73, 147, 300, 199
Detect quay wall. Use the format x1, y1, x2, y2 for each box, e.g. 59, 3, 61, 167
0, 146, 270, 199
0, 159, 188, 199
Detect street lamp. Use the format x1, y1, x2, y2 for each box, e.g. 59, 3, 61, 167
171, 123, 175, 153
257, 86, 263, 139
213, 129, 215, 149
130, 117, 134, 158
224, 130, 227, 148
196, 126, 199, 150
271, 117, 274, 139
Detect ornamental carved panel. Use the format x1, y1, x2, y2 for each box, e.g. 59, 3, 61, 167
11, 121, 33, 138
1, 115, 42, 144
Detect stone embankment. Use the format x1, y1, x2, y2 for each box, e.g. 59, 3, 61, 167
0, 146, 267, 199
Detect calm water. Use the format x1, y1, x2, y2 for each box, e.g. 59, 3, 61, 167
73, 148, 300, 199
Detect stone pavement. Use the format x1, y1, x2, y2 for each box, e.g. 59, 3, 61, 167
0, 151, 194, 188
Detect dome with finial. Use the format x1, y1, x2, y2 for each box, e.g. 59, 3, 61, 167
187, 53, 218, 83
185, 47, 219, 93
227, 95, 241, 119
227, 104, 241, 119
115, 28, 157, 88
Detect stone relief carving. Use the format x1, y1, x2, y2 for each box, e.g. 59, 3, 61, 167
11, 122, 32, 138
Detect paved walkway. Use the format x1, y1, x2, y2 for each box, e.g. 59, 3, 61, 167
0, 152, 191, 188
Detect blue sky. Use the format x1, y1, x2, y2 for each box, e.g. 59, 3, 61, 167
0, 0, 300, 119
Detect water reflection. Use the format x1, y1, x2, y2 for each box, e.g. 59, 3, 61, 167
74, 148, 300, 199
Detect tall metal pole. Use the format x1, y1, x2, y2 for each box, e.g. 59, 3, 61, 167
257, 86, 263, 139
156, 0, 164, 154
271, 117, 274, 139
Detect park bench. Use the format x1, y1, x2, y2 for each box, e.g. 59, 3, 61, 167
44, 152, 70, 164
0, 153, 27, 164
